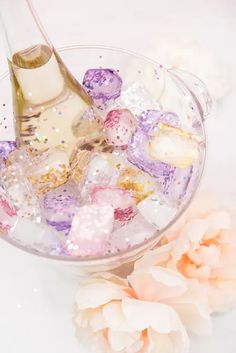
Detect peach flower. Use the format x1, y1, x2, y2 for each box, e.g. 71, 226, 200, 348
136, 192, 236, 313
129, 267, 211, 337
74, 272, 190, 353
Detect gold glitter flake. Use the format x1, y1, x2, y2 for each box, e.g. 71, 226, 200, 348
28, 164, 69, 195
118, 167, 155, 204
157, 122, 204, 143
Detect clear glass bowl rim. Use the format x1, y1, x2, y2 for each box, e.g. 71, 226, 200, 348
0, 44, 206, 266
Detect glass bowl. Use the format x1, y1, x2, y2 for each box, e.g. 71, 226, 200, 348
0, 45, 211, 274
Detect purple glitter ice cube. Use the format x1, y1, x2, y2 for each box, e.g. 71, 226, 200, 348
139, 110, 181, 133
127, 128, 176, 189
82, 68, 122, 106
0, 141, 16, 160
164, 165, 193, 203
0, 158, 6, 173
43, 181, 81, 233
0, 141, 17, 174
127, 109, 192, 200
127, 110, 181, 188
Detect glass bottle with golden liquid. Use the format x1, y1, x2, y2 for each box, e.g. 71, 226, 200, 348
0, 0, 102, 157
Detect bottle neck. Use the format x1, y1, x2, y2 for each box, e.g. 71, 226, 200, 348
0, 0, 51, 60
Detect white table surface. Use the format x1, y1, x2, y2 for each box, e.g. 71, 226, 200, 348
0, 0, 236, 352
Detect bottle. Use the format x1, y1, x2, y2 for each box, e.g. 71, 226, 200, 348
0, 0, 102, 157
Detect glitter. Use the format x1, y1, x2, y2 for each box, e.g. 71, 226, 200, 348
91, 186, 137, 221
66, 204, 114, 257
1, 165, 41, 221
0, 141, 16, 160
148, 123, 203, 168
43, 181, 80, 232
118, 167, 155, 204
104, 109, 137, 147
126, 110, 182, 186
27, 149, 70, 195
0, 186, 17, 233
158, 122, 203, 143
115, 83, 161, 115
83, 68, 122, 105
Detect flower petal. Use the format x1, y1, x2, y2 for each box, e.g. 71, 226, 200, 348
108, 330, 142, 352
181, 219, 208, 245
147, 328, 189, 353
75, 275, 129, 309
208, 278, 236, 313
167, 280, 212, 336
129, 267, 187, 301
205, 210, 232, 235
122, 297, 187, 336
102, 301, 132, 332
75, 327, 111, 353
187, 244, 220, 267
134, 243, 173, 270
74, 308, 95, 328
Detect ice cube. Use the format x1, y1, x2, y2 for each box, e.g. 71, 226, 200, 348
1, 164, 41, 222
91, 186, 136, 221
83, 68, 122, 108
137, 193, 177, 229
27, 148, 70, 195
109, 213, 157, 252
0, 186, 17, 234
127, 127, 175, 183
66, 204, 114, 257
104, 109, 137, 147
42, 180, 80, 233
9, 218, 62, 254
118, 166, 157, 204
80, 153, 120, 199
0, 141, 16, 160
148, 122, 203, 168
114, 83, 161, 116
139, 110, 181, 133
7, 147, 31, 166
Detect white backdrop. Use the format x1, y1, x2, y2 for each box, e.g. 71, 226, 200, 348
0, 0, 235, 352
